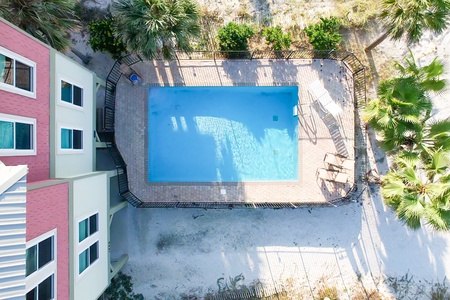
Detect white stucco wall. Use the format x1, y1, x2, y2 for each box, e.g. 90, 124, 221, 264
52, 52, 96, 178
71, 173, 108, 300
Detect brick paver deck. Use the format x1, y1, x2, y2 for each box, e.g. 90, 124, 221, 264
115, 59, 355, 204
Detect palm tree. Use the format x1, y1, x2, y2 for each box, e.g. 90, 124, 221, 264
382, 151, 450, 231
394, 50, 446, 92
363, 77, 432, 152
112, 0, 201, 60
363, 54, 445, 153
406, 119, 450, 159
0, 0, 79, 51
366, 0, 450, 51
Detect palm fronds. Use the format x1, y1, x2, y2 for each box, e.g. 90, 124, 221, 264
112, 0, 200, 60
0, 0, 79, 51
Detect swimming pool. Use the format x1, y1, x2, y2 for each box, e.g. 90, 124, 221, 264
148, 86, 298, 182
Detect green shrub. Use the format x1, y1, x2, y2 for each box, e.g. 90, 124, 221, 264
102, 272, 143, 300
217, 22, 254, 57
304, 17, 342, 51
88, 18, 127, 59
262, 26, 291, 51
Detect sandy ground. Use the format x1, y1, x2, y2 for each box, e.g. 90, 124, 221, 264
71, 0, 450, 299
122, 190, 450, 299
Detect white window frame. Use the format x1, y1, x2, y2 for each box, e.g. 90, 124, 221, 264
26, 229, 57, 300
0, 113, 36, 156
0, 45, 36, 98
57, 123, 84, 154
58, 76, 84, 110
76, 212, 100, 278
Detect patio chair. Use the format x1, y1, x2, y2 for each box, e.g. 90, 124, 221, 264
324, 153, 354, 170
308, 80, 343, 118
316, 168, 349, 184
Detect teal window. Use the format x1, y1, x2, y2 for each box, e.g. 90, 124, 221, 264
26, 274, 54, 300
26, 236, 53, 277
79, 248, 88, 274
0, 119, 33, 150
0, 53, 32, 92
61, 80, 83, 107
26, 246, 37, 277
78, 214, 98, 242
61, 128, 83, 149
79, 242, 99, 274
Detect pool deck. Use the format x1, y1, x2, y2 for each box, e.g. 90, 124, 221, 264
115, 59, 356, 204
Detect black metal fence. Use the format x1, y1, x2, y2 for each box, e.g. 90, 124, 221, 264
101, 50, 366, 208
101, 54, 145, 207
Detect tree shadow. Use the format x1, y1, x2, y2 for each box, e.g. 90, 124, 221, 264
270, 60, 299, 85
221, 59, 261, 86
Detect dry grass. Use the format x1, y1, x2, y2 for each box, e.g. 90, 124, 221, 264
317, 285, 339, 300
351, 288, 386, 300
335, 0, 381, 29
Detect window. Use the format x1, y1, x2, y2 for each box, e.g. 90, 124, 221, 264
26, 236, 53, 276
61, 128, 83, 150
26, 275, 54, 300
77, 213, 99, 275
0, 113, 36, 156
61, 80, 83, 107
0, 46, 35, 97
79, 242, 98, 274
78, 214, 98, 242
26, 230, 56, 300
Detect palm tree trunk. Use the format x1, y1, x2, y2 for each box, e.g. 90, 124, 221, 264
365, 32, 389, 52
69, 46, 92, 65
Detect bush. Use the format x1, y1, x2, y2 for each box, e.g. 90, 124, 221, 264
88, 18, 127, 59
262, 26, 291, 51
304, 17, 342, 51
74, 2, 108, 26
217, 22, 254, 57
102, 272, 143, 300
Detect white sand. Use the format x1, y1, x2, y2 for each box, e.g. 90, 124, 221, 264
123, 192, 450, 299
73, 1, 450, 298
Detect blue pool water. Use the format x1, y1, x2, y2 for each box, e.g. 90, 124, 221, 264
148, 86, 298, 182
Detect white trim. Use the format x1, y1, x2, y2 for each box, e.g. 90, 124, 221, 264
75, 212, 100, 280
77, 241, 100, 279
0, 45, 36, 98
25, 229, 57, 299
76, 211, 99, 245
57, 123, 84, 154
57, 75, 84, 110
0, 113, 37, 156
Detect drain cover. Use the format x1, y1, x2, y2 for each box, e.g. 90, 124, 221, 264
273, 115, 278, 121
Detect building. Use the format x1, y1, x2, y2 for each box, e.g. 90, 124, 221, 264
0, 19, 127, 300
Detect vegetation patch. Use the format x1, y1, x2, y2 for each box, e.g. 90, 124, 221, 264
262, 26, 292, 51
217, 22, 255, 57
102, 272, 144, 300
88, 18, 127, 59
305, 17, 342, 51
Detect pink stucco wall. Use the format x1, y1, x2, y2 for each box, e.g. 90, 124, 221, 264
27, 183, 69, 300
0, 20, 51, 182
